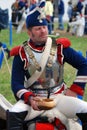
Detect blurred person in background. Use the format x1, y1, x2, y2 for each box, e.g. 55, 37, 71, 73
44, 0, 54, 34
57, 0, 65, 30
16, 0, 29, 33
16, 0, 38, 33
66, 1, 73, 32
29, 0, 38, 11
69, 12, 85, 37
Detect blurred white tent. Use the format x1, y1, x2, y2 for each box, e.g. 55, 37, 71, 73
0, 0, 16, 21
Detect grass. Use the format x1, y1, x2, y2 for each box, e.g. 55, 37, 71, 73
0, 23, 87, 104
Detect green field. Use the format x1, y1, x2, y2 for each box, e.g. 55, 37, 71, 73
0, 25, 87, 104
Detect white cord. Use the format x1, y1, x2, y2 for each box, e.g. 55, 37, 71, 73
1, 47, 11, 75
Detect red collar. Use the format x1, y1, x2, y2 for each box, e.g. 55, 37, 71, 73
29, 40, 45, 52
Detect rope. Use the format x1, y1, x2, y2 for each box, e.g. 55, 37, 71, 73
1, 47, 11, 75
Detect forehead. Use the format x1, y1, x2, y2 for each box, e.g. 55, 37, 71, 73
30, 0, 37, 3
32, 26, 47, 29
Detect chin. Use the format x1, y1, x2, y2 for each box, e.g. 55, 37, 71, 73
41, 37, 47, 42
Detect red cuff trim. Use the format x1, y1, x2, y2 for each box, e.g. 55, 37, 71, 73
24, 92, 35, 104
70, 84, 84, 96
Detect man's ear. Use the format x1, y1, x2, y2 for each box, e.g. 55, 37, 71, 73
27, 30, 31, 36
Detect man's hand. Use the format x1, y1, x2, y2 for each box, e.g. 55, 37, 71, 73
29, 96, 41, 111
29, 96, 56, 110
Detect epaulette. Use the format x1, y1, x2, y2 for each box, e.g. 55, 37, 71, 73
10, 44, 28, 69
10, 46, 21, 56
56, 37, 71, 48
10, 41, 26, 56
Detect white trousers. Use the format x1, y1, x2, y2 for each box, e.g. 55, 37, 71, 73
9, 94, 87, 121
69, 18, 85, 37
16, 11, 27, 33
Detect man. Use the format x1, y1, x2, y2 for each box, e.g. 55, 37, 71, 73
44, 0, 54, 34
69, 12, 85, 36
58, 0, 64, 30
16, 0, 29, 33
16, 0, 38, 33
29, 0, 38, 11
7, 1, 87, 130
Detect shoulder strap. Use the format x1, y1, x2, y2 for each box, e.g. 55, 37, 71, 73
23, 41, 41, 71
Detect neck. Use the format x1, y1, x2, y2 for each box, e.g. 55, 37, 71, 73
28, 39, 45, 51
30, 39, 45, 47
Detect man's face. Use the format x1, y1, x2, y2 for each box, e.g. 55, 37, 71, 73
27, 26, 48, 44
30, 0, 37, 4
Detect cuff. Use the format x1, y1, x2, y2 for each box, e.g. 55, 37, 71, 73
24, 92, 35, 104
70, 84, 84, 96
